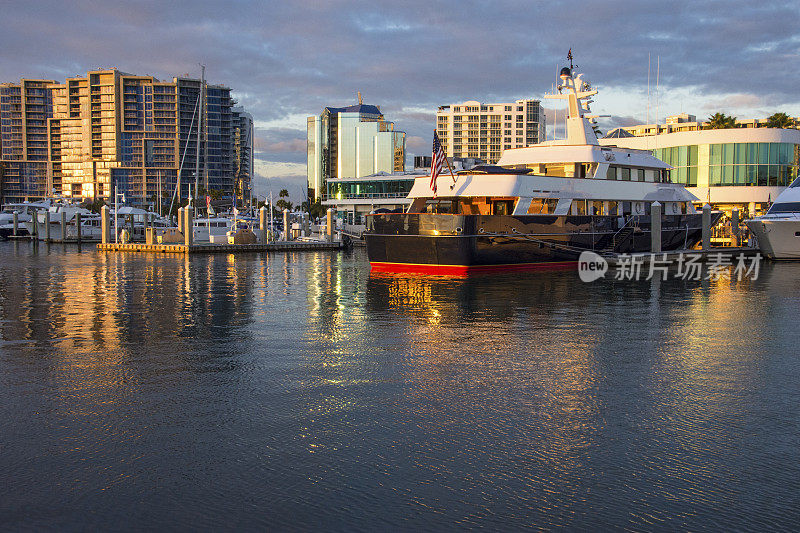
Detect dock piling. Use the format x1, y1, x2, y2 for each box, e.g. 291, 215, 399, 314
12, 212, 18, 237
44, 212, 51, 243
651, 201, 662, 253
702, 203, 711, 251
101, 205, 110, 244
731, 208, 740, 247
184, 207, 193, 246
177, 207, 184, 234
60, 211, 66, 242
75, 212, 82, 243
326, 208, 334, 243
283, 209, 290, 241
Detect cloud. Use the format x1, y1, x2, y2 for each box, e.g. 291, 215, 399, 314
702, 93, 765, 112
261, 138, 307, 153
406, 136, 427, 152
2, 0, 800, 179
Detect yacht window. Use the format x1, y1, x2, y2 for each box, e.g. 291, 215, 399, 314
591, 201, 604, 215
527, 198, 558, 214
492, 200, 514, 215
622, 201, 632, 215
767, 202, 800, 214
621, 168, 631, 181
608, 201, 619, 215
606, 166, 617, 180
637, 169, 645, 182
572, 200, 587, 215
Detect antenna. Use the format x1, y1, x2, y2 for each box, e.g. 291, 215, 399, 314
655, 56, 660, 152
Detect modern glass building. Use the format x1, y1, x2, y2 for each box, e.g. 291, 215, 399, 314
307, 101, 406, 202
600, 127, 800, 215
323, 172, 423, 226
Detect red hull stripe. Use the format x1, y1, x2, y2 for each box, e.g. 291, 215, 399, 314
369, 261, 578, 275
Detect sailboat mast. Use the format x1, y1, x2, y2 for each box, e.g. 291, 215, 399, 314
195, 65, 204, 215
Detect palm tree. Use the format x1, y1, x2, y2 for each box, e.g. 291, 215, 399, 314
705, 112, 737, 129
765, 112, 795, 129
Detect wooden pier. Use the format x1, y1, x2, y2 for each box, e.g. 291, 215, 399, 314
96, 240, 342, 254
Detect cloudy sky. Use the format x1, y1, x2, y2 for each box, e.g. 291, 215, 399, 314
3, 1, 799, 201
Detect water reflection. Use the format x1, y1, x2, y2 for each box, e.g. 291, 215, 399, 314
1, 243, 800, 530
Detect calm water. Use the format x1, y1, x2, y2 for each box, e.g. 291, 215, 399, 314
1, 241, 800, 531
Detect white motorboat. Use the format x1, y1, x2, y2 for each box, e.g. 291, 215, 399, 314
746, 178, 800, 259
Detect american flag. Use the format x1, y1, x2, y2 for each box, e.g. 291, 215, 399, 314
430, 131, 450, 197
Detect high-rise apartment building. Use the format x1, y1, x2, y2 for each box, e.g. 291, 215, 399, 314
436, 99, 545, 164
307, 101, 405, 201
0, 79, 57, 201
232, 107, 254, 202
0, 69, 251, 206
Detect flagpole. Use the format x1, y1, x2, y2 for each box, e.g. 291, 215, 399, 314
434, 130, 457, 184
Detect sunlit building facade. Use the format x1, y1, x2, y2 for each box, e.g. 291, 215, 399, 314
600, 122, 800, 215
307, 102, 405, 202
0, 69, 250, 206
0, 79, 57, 201
436, 99, 545, 164
232, 107, 254, 203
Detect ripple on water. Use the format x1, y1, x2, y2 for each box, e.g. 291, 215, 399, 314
1, 245, 800, 529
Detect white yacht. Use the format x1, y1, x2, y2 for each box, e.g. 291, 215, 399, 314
365, 60, 716, 274
746, 179, 800, 259
0, 200, 52, 238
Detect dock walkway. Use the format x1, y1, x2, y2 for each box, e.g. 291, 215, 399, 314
97, 241, 342, 254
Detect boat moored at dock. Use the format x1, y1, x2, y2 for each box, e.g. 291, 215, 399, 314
746, 178, 800, 259
366, 61, 717, 274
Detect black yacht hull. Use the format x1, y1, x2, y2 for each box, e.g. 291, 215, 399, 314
365, 213, 716, 274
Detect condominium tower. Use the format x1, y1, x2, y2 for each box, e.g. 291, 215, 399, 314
436, 99, 545, 164
307, 101, 405, 201
0, 69, 252, 206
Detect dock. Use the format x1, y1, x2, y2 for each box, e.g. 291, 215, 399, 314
604, 247, 758, 266
97, 240, 342, 254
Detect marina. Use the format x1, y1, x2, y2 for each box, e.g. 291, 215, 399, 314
3, 1, 800, 528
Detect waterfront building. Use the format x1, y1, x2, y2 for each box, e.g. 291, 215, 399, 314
323, 158, 483, 227
232, 107, 254, 204
324, 170, 424, 226
0, 79, 57, 202
600, 114, 800, 215
307, 99, 406, 202
436, 99, 545, 164
0, 69, 251, 206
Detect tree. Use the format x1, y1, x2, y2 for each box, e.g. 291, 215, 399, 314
705, 112, 737, 130
275, 189, 293, 212
305, 198, 326, 219
766, 112, 795, 129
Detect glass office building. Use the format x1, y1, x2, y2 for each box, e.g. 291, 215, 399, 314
601, 127, 800, 214
307, 102, 406, 202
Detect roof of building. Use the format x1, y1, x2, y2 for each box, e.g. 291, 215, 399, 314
325, 104, 382, 116
603, 128, 635, 139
